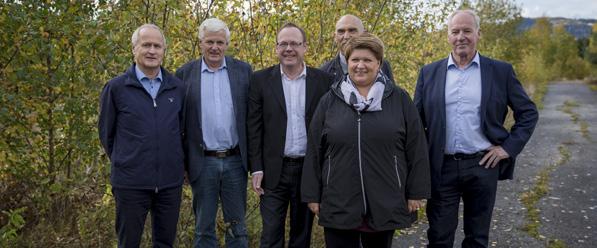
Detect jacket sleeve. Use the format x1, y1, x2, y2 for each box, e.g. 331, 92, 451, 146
301, 93, 331, 203
413, 67, 426, 130
501, 64, 538, 157
98, 82, 116, 159
247, 73, 264, 173
401, 89, 431, 200
382, 59, 395, 84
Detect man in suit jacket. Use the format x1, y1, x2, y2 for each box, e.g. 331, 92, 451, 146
320, 14, 394, 83
175, 18, 252, 248
248, 23, 332, 248
414, 10, 538, 248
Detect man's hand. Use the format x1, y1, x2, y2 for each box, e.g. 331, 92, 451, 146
479, 145, 510, 168
251, 173, 264, 195
308, 203, 320, 215
408, 199, 425, 213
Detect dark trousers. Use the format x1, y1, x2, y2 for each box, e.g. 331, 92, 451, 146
426, 156, 499, 248
259, 160, 314, 248
112, 186, 182, 248
324, 227, 394, 248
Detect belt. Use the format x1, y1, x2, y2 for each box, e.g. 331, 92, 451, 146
204, 146, 240, 158
283, 156, 304, 163
444, 151, 487, 161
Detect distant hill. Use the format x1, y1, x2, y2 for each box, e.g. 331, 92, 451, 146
518, 17, 595, 39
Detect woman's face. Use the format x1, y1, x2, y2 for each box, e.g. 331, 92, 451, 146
348, 48, 381, 87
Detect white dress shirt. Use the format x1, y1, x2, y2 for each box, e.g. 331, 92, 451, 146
281, 64, 307, 157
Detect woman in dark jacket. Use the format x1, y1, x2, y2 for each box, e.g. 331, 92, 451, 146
301, 33, 431, 248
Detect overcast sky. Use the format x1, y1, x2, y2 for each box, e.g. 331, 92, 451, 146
515, 0, 597, 19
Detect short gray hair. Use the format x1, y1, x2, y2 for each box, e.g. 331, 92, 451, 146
199, 18, 231, 43
447, 9, 481, 31
131, 24, 166, 48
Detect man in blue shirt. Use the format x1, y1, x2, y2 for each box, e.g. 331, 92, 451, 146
99, 24, 185, 247
414, 10, 538, 247
175, 18, 252, 248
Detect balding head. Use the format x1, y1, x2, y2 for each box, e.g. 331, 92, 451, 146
334, 15, 365, 51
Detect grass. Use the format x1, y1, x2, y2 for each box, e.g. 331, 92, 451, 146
557, 100, 591, 142
547, 238, 567, 248
579, 121, 591, 141
557, 100, 580, 124
586, 78, 597, 91
520, 145, 570, 243
533, 81, 549, 110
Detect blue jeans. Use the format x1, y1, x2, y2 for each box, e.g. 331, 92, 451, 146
191, 154, 248, 248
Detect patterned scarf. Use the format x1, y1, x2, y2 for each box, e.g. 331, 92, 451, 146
339, 73, 385, 112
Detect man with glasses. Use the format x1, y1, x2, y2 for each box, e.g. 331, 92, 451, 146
248, 22, 332, 247
175, 18, 252, 248
320, 14, 394, 83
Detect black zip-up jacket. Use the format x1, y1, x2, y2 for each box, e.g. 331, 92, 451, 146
301, 75, 430, 231
98, 65, 185, 191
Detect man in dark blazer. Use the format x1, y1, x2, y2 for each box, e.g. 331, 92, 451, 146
175, 18, 252, 248
320, 14, 394, 83
414, 10, 538, 248
248, 23, 332, 248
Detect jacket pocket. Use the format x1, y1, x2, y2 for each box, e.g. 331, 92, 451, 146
394, 155, 402, 189
326, 155, 332, 186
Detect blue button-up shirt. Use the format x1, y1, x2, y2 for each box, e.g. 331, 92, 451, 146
135, 65, 162, 100
200, 58, 238, 150
444, 52, 492, 154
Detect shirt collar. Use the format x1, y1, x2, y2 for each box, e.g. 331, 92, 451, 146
135, 64, 162, 82
339, 53, 348, 74
201, 57, 227, 72
280, 62, 307, 80
447, 51, 480, 69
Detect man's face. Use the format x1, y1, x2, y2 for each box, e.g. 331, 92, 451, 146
448, 12, 480, 59
133, 28, 165, 72
200, 30, 228, 67
276, 27, 306, 68
334, 16, 363, 49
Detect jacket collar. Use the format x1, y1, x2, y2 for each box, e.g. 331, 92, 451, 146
125, 64, 176, 91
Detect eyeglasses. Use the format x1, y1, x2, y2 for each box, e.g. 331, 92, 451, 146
276, 42, 303, 49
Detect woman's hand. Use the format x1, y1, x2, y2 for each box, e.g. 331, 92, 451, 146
308, 203, 320, 215
408, 199, 425, 213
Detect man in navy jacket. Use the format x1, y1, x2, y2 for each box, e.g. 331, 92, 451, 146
414, 10, 538, 248
99, 24, 185, 248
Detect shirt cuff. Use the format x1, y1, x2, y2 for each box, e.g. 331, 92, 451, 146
251, 171, 263, 176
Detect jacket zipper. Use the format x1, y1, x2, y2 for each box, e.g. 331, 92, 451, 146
326, 155, 331, 185
394, 155, 402, 188
357, 112, 367, 214
152, 94, 158, 193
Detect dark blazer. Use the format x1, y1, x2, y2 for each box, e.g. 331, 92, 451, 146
175, 56, 252, 183
247, 65, 333, 190
414, 55, 538, 190
320, 54, 395, 84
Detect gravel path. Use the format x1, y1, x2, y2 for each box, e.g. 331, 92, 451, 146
392, 81, 597, 248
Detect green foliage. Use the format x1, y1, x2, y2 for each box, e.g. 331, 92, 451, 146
0, 207, 26, 246
0, 0, 589, 246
